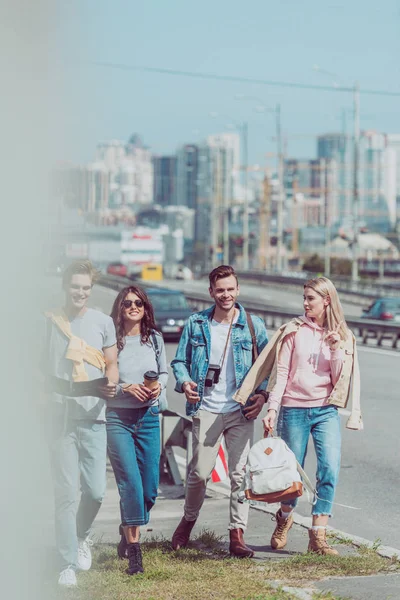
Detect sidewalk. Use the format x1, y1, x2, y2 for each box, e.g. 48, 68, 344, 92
92, 466, 399, 600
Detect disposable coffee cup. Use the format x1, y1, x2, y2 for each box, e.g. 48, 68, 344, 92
143, 370, 159, 391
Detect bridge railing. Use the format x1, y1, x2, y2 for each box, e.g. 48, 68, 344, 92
98, 274, 400, 349
234, 270, 400, 305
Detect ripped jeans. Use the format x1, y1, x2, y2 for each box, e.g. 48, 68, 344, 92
277, 405, 341, 516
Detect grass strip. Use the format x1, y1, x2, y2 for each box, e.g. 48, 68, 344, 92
53, 532, 399, 600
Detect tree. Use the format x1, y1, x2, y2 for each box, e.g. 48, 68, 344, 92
302, 254, 324, 273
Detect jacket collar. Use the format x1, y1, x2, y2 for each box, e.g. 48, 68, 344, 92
195, 303, 247, 327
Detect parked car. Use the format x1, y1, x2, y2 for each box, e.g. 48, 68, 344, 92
361, 298, 400, 323
107, 262, 128, 277
145, 287, 193, 340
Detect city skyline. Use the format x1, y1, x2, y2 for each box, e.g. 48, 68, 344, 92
58, 0, 400, 167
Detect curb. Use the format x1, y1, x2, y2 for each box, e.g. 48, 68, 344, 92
206, 479, 400, 561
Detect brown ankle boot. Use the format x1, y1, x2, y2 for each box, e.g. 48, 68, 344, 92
171, 517, 196, 550
308, 528, 339, 556
229, 528, 254, 558
270, 510, 293, 550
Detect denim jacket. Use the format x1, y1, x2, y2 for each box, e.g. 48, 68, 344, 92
171, 303, 269, 417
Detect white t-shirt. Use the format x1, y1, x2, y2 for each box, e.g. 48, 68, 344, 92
201, 319, 240, 414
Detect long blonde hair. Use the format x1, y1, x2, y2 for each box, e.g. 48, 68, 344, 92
304, 276, 349, 341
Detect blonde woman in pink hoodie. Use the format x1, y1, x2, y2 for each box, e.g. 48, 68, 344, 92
263, 277, 350, 556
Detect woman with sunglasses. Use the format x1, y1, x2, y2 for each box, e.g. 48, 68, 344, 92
106, 286, 168, 575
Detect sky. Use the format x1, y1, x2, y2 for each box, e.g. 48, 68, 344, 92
55, 0, 400, 167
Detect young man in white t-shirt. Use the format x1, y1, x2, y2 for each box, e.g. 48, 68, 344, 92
171, 265, 269, 557
44, 260, 118, 586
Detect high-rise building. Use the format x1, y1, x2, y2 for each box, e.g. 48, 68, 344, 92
195, 133, 240, 267
317, 133, 351, 224
317, 133, 347, 162
86, 162, 110, 212
358, 131, 390, 232
95, 135, 154, 207
284, 158, 339, 226
176, 144, 199, 209
385, 134, 400, 227
153, 156, 177, 207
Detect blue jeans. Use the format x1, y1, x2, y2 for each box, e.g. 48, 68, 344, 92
277, 405, 341, 516
106, 406, 160, 527
49, 419, 107, 570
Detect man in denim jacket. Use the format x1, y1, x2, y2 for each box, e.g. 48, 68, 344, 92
171, 265, 269, 557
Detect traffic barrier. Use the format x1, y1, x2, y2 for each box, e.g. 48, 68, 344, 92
160, 409, 229, 486
98, 274, 400, 349
160, 409, 192, 486
211, 441, 229, 483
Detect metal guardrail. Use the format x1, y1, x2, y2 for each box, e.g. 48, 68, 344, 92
98, 274, 400, 350
160, 409, 192, 486
235, 270, 400, 305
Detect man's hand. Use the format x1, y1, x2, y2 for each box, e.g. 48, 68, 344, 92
242, 394, 265, 420
122, 383, 152, 403
183, 381, 200, 404
99, 381, 117, 399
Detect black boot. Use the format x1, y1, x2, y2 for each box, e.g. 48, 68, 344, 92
127, 543, 144, 575
117, 524, 128, 559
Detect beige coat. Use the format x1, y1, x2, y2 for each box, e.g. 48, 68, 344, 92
233, 318, 363, 430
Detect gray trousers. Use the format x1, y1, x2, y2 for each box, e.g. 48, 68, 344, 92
184, 408, 254, 530
50, 420, 107, 570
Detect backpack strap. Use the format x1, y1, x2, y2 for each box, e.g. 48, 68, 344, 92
246, 312, 258, 364
296, 462, 316, 498
151, 331, 161, 373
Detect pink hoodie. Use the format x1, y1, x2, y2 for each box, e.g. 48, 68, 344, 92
267, 315, 344, 411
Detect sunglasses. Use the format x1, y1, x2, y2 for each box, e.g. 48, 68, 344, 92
122, 299, 144, 309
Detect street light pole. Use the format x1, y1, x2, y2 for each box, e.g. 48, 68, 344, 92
242, 121, 249, 270
275, 104, 285, 273
351, 81, 360, 283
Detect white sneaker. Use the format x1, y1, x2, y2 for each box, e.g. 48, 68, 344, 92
58, 567, 77, 587
77, 537, 93, 571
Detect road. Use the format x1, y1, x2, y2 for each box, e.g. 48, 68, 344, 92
44, 279, 400, 549
144, 278, 364, 317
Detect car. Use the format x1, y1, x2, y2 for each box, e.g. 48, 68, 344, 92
361, 297, 400, 323
107, 262, 128, 277
145, 287, 193, 340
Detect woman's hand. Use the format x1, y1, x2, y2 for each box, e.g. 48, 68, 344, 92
325, 331, 340, 351
147, 382, 162, 400
262, 409, 277, 434
122, 383, 152, 403
325, 322, 342, 351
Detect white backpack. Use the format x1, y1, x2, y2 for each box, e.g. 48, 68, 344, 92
240, 436, 315, 504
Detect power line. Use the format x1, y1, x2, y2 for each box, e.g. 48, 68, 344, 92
90, 62, 400, 98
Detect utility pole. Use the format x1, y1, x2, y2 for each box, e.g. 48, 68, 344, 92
276, 104, 285, 273
210, 153, 220, 268
323, 159, 331, 277
223, 159, 230, 265
259, 175, 271, 270
242, 122, 249, 270
351, 82, 360, 283
291, 177, 299, 258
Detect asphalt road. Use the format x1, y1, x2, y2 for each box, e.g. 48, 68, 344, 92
147, 278, 364, 317
44, 279, 400, 550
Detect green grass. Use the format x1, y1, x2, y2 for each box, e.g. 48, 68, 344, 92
53, 531, 399, 600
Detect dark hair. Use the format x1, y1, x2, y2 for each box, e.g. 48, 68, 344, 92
110, 286, 160, 352
62, 260, 98, 288
209, 264, 238, 288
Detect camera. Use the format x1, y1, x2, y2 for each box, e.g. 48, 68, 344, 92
205, 364, 221, 387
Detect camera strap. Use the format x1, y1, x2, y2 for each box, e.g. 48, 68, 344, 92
218, 309, 236, 369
